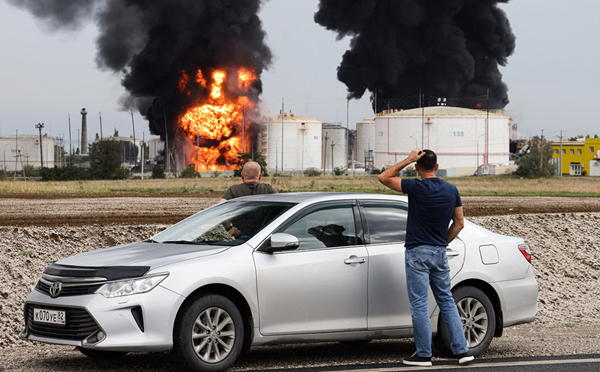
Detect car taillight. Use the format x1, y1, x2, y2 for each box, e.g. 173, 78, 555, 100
519, 244, 532, 264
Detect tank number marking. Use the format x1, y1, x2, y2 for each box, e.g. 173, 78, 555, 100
453, 131, 465, 137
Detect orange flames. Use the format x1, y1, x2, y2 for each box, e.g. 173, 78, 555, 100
178, 68, 258, 172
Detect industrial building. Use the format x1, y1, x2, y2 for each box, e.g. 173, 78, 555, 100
263, 114, 323, 172
355, 117, 376, 168
372, 106, 513, 175
550, 138, 600, 176
322, 123, 349, 172
0, 135, 56, 172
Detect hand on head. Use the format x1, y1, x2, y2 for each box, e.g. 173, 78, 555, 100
408, 148, 426, 163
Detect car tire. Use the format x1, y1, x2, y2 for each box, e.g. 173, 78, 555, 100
76, 347, 128, 359
433, 286, 496, 357
173, 294, 244, 372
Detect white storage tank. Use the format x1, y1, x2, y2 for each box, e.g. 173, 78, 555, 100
322, 124, 348, 172
356, 117, 375, 167
0, 135, 55, 172
264, 114, 322, 172
373, 106, 511, 172
148, 138, 164, 165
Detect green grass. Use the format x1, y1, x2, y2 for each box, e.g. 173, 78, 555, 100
0, 174, 599, 197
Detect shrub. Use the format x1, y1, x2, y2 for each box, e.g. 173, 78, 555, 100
180, 165, 200, 178
152, 166, 166, 179
515, 136, 554, 177
403, 166, 417, 177
0, 169, 7, 181
113, 167, 131, 180
333, 166, 346, 176
304, 168, 321, 177
40, 165, 87, 181
23, 165, 41, 178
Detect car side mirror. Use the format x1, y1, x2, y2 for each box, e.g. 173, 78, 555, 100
257, 233, 299, 254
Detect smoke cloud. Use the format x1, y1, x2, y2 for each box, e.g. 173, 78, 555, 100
8, 0, 272, 138
315, 0, 516, 108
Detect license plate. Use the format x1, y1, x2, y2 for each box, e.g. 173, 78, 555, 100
33, 308, 66, 326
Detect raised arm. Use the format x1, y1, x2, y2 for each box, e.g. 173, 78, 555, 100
378, 148, 425, 192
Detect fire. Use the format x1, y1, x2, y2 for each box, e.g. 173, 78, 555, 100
178, 68, 258, 172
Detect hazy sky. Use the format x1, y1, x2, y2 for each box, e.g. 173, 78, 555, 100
0, 0, 598, 144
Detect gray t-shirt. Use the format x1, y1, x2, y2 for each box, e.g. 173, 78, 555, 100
222, 182, 277, 200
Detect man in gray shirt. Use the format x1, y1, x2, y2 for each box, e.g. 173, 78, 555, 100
219, 161, 277, 203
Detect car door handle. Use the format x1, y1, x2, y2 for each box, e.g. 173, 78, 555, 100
447, 249, 460, 257
344, 256, 366, 265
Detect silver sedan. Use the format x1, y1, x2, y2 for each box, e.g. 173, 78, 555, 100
21, 193, 538, 371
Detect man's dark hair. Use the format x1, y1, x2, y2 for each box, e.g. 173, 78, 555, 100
416, 149, 437, 172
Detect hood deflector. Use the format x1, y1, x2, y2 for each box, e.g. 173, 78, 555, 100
44, 263, 150, 281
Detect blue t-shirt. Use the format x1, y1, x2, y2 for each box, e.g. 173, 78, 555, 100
401, 177, 462, 249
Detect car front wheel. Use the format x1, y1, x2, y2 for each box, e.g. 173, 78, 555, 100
433, 286, 496, 357
174, 294, 244, 372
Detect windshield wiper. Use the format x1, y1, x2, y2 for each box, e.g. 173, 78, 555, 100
144, 239, 159, 243
161, 240, 205, 245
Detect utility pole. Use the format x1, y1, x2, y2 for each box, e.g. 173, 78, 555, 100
68, 114, 72, 164
559, 130, 563, 177
540, 129, 544, 175
131, 109, 136, 166
35, 122, 44, 168
242, 103, 245, 154
14, 129, 18, 180
99, 112, 103, 139
421, 92, 425, 148
331, 141, 336, 175
485, 88, 490, 165
281, 98, 284, 174
163, 107, 170, 176
141, 132, 145, 180
323, 132, 329, 172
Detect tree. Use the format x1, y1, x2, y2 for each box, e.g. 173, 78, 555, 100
88, 140, 124, 179
113, 128, 119, 137
515, 136, 555, 177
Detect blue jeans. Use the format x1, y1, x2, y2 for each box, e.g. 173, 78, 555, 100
405, 245, 468, 357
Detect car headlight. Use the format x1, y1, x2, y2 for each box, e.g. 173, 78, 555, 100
96, 274, 168, 298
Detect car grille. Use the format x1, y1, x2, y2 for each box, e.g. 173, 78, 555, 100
35, 280, 103, 297
26, 305, 100, 341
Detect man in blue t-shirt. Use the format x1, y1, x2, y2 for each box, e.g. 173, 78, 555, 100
378, 148, 473, 367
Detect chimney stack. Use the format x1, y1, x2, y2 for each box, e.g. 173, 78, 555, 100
81, 108, 88, 154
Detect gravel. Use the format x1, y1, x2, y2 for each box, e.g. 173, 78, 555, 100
1, 197, 599, 370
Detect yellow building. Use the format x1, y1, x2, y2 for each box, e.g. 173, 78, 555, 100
551, 138, 600, 176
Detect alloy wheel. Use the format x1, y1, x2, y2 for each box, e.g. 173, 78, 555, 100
457, 297, 488, 347
191, 307, 236, 363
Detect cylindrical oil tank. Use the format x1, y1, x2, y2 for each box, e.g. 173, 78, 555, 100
264, 115, 323, 171
322, 124, 348, 172
373, 106, 511, 173
356, 118, 375, 167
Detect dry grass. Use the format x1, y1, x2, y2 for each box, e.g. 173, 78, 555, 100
0, 175, 599, 197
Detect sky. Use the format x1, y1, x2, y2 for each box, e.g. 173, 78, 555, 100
0, 0, 598, 147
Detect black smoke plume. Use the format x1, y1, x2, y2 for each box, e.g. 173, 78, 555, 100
8, 0, 272, 139
315, 0, 515, 109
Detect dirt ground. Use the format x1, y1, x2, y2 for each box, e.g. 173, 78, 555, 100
1, 196, 599, 370
2, 195, 600, 226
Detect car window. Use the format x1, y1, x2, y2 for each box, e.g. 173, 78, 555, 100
362, 201, 408, 244
280, 204, 357, 251
152, 202, 293, 246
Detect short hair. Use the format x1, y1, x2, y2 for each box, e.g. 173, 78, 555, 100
242, 161, 261, 180
416, 150, 437, 172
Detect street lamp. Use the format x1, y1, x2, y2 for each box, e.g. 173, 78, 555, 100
35, 123, 44, 167
409, 136, 418, 149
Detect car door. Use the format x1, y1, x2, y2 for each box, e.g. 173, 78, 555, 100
360, 200, 466, 330
253, 201, 369, 335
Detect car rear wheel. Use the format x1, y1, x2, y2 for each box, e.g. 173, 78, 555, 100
174, 294, 244, 372
433, 286, 496, 357
76, 347, 128, 359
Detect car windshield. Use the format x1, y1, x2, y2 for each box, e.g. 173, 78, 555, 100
151, 201, 294, 246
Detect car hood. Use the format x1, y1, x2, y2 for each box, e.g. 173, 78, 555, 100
56, 241, 229, 271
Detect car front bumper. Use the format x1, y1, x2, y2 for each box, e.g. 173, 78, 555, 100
21, 285, 184, 352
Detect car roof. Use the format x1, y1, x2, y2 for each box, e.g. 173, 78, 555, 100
227, 192, 408, 205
